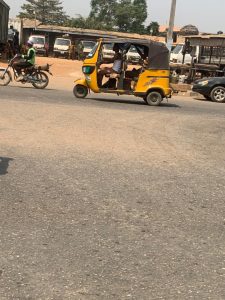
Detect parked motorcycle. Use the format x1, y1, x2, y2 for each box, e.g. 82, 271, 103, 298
0, 55, 52, 89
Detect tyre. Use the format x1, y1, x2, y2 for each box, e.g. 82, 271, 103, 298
0, 70, 11, 86
73, 85, 88, 98
210, 86, 225, 103
143, 97, 148, 104
32, 71, 49, 89
146, 91, 162, 106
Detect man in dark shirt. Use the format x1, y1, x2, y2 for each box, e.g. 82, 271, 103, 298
13, 40, 36, 81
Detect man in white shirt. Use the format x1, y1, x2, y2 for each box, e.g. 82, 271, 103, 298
98, 44, 123, 87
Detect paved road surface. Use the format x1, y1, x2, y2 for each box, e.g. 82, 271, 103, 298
0, 85, 225, 299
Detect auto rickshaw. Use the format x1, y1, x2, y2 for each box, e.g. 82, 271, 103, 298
73, 38, 172, 106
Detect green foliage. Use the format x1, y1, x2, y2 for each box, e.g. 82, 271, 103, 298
88, 0, 148, 33
19, 0, 158, 36
89, 0, 117, 30
146, 21, 160, 36
67, 16, 106, 30
18, 0, 69, 25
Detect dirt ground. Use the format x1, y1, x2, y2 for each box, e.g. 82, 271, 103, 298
0, 56, 83, 91
1, 53, 225, 299
0, 56, 141, 91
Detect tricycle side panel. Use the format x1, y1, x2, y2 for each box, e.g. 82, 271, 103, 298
134, 69, 171, 97
81, 42, 102, 93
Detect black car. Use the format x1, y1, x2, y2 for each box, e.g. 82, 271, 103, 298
192, 77, 225, 103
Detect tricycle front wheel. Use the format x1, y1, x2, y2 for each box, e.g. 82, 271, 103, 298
73, 84, 88, 98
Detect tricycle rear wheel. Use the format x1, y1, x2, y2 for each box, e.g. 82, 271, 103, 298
146, 91, 162, 106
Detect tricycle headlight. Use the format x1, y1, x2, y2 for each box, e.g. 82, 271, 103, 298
82, 66, 95, 75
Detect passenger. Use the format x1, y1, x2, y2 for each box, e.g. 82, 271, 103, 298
97, 44, 123, 87
13, 40, 36, 81
125, 57, 149, 79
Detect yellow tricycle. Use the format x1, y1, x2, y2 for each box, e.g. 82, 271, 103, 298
73, 38, 171, 106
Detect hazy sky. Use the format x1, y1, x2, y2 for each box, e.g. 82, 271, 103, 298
4, 0, 225, 33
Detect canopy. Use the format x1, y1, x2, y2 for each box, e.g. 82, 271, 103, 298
101, 38, 170, 70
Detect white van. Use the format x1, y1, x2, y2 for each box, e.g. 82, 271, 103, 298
102, 43, 114, 62
81, 41, 96, 57
170, 44, 199, 64
29, 35, 48, 56
53, 38, 71, 58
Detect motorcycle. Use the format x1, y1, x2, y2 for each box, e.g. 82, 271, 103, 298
0, 55, 52, 89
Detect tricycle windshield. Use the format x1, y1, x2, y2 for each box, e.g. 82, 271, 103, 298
86, 42, 99, 58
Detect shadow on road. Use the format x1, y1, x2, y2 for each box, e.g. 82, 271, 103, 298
89, 97, 180, 108
3, 85, 55, 92
0, 157, 13, 175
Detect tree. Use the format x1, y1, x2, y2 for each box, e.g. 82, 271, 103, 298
18, 0, 69, 26
130, 0, 148, 33
113, 0, 148, 33
146, 21, 160, 36
67, 15, 105, 30
89, 0, 117, 30
88, 0, 148, 33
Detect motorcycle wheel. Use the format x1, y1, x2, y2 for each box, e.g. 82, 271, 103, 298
32, 71, 49, 89
0, 70, 11, 86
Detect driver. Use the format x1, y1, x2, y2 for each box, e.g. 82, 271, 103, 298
97, 44, 123, 86
13, 40, 36, 81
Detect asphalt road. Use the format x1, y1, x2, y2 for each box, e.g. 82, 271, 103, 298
1, 85, 225, 299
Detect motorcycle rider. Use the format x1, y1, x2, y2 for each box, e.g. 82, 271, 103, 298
13, 40, 36, 81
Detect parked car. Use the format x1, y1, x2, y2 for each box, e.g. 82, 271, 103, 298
81, 40, 96, 58
192, 77, 225, 102
126, 45, 142, 64
170, 43, 198, 64
53, 37, 71, 58
102, 43, 114, 62
29, 35, 48, 56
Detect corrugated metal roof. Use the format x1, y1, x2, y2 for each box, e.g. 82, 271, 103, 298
186, 34, 225, 47
186, 34, 225, 39
23, 18, 41, 28
22, 19, 165, 42
159, 25, 181, 33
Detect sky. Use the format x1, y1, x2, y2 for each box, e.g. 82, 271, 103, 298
4, 0, 225, 34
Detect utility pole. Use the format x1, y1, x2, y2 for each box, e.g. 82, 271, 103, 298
166, 0, 177, 52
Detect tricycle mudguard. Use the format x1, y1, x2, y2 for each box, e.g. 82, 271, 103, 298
74, 78, 88, 87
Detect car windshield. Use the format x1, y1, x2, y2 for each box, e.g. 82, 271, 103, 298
87, 42, 99, 58
30, 37, 45, 45
83, 41, 96, 49
129, 46, 138, 53
172, 44, 183, 54
55, 39, 70, 46
104, 44, 113, 50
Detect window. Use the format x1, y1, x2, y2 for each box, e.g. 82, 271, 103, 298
86, 42, 99, 58
55, 39, 70, 46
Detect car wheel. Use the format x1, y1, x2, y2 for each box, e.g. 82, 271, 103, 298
146, 91, 162, 106
73, 85, 88, 98
210, 86, 225, 103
